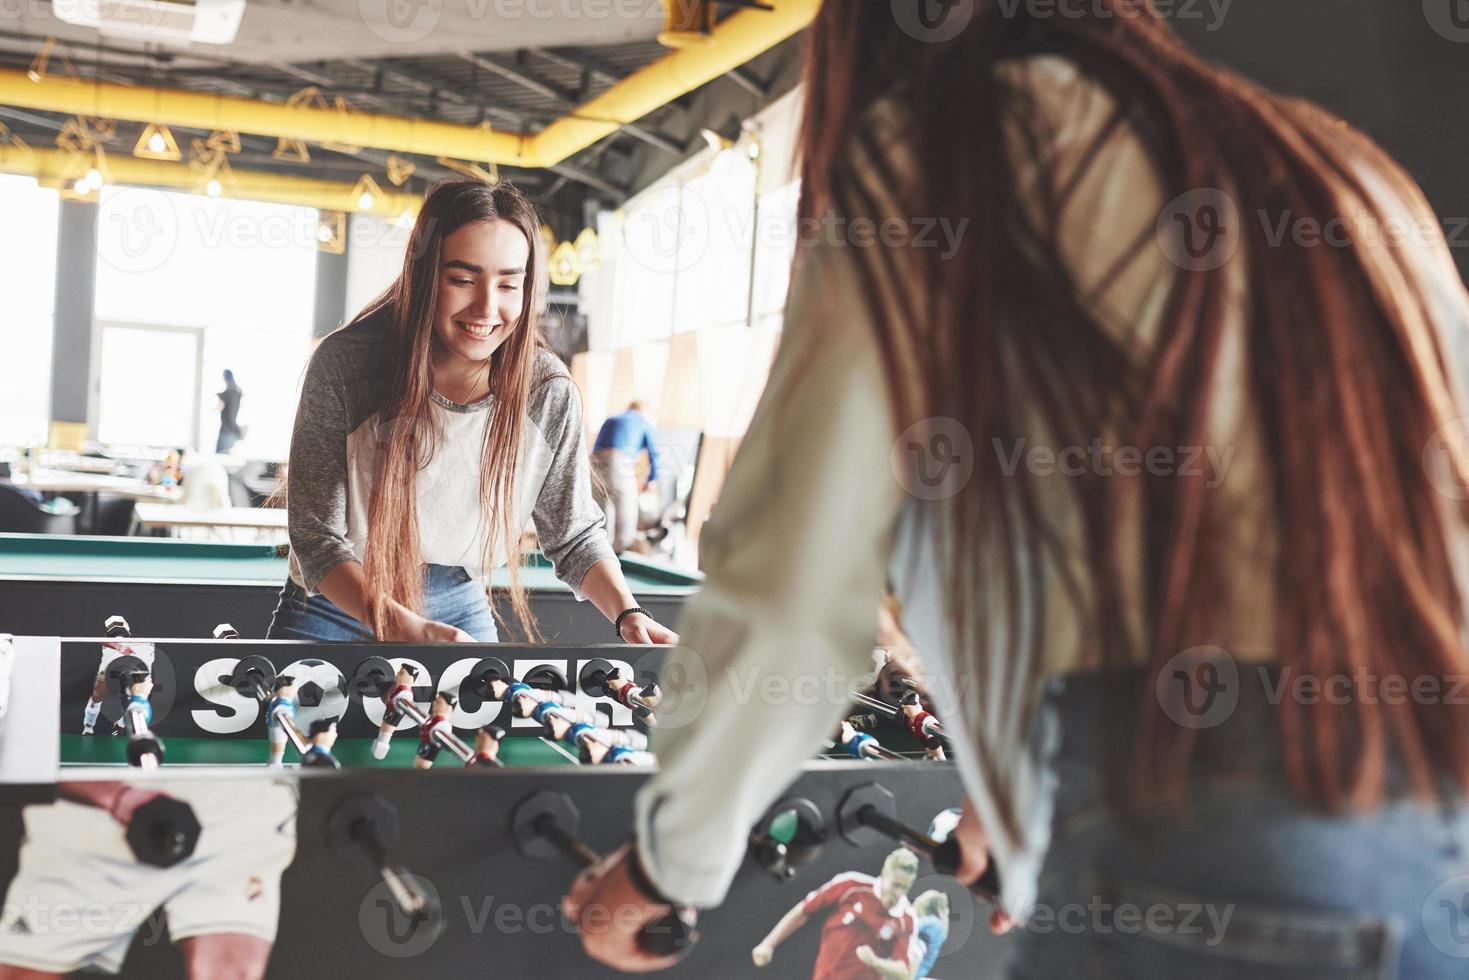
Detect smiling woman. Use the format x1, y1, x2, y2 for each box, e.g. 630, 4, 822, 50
268, 177, 679, 649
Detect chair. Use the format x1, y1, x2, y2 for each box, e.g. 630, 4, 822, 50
0, 483, 79, 535
87, 493, 138, 536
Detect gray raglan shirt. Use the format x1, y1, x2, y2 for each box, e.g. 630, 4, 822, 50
285, 309, 614, 597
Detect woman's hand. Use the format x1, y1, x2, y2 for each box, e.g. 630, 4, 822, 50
384, 604, 474, 644
564, 844, 687, 974
617, 612, 678, 645
955, 799, 1016, 935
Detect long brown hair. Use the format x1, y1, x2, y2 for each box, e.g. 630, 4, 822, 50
798, 1, 1469, 840
356, 177, 549, 640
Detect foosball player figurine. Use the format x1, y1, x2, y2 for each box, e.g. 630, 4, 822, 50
84, 616, 154, 735
567, 721, 652, 766
604, 667, 661, 724
492, 678, 553, 721
413, 692, 457, 770
265, 675, 300, 768
834, 719, 902, 761
900, 692, 947, 760
371, 664, 422, 760
466, 724, 505, 767
123, 671, 153, 729
300, 719, 341, 769
121, 670, 165, 769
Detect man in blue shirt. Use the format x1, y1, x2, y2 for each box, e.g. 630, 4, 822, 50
592, 401, 659, 553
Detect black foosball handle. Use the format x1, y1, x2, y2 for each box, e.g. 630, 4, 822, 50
532, 813, 699, 959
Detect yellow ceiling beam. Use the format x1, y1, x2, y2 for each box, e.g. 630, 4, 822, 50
0, 68, 525, 164
525, 0, 818, 165
0, 0, 818, 170
0, 143, 420, 217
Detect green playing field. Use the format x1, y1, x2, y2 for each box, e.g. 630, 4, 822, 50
59, 734, 579, 767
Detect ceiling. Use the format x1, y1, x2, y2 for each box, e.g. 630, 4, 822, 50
0, 0, 804, 236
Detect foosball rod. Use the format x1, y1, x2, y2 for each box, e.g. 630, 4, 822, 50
392, 698, 476, 764
512, 792, 699, 960
219, 640, 311, 759
838, 787, 1000, 902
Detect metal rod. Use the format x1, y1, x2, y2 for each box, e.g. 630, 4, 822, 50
533, 812, 600, 869
857, 805, 942, 856
268, 704, 310, 756
396, 700, 475, 762
851, 691, 898, 715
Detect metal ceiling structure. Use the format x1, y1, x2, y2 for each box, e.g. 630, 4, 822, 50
0, 0, 809, 237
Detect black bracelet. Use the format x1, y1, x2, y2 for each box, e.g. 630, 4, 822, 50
614, 607, 647, 639
627, 843, 679, 908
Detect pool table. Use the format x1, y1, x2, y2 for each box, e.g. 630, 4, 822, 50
0, 533, 700, 642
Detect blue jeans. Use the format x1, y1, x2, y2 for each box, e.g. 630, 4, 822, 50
1009, 668, 1469, 979
267, 564, 499, 642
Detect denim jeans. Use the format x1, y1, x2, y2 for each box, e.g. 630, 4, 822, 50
1008, 667, 1469, 979
266, 564, 499, 642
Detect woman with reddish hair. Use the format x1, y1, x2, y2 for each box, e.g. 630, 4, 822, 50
569, 3, 1469, 975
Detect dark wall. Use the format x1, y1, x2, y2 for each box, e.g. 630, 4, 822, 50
1175, 0, 1469, 282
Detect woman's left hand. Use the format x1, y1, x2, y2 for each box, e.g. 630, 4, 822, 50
564, 844, 687, 973
618, 612, 679, 645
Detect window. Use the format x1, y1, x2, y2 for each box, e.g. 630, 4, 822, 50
96, 326, 200, 448
0, 175, 59, 445
93, 188, 318, 457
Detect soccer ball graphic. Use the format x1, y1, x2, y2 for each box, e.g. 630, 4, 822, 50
280, 658, 347, 730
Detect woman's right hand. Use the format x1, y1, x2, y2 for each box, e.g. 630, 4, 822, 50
956, 799, 1016, 935
385, 605, 474, 643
